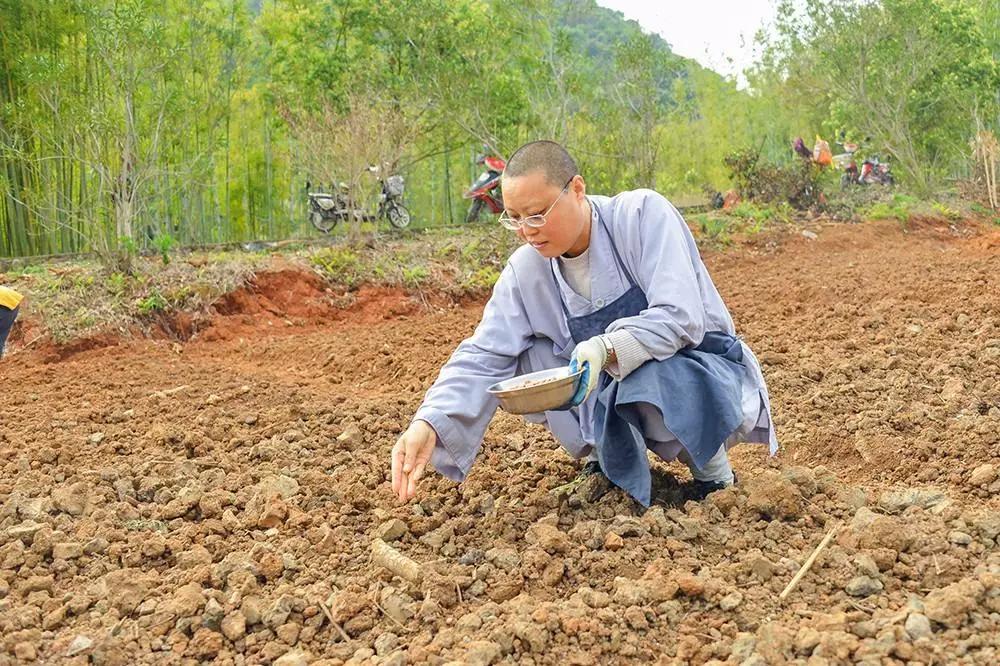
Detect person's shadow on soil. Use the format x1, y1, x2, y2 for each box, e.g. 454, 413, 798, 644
562, 466, 691, 514
648, 467, 691, 509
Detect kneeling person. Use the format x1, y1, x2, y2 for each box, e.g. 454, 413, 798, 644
391, 141, 777, 506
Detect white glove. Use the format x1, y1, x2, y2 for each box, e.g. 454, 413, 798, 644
570, 335, 609, 402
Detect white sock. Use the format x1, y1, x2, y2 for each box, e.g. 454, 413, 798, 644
680, 445, 735, 485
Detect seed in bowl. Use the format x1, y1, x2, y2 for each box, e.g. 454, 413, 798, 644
514, 377, 559, 390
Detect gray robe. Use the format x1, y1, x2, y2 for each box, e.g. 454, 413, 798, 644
413, 189, 778, 481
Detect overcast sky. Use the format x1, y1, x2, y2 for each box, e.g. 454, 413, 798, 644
595, 0, 780, 82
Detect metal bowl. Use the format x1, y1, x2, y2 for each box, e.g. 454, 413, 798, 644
487, 366, 585, 415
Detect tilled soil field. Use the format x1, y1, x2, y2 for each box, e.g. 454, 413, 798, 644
1, 219, 999, 665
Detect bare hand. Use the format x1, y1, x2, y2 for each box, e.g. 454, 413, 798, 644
391, 420, 436, 502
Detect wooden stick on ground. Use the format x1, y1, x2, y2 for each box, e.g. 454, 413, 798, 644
318, 600, 351, 643
371, 581, 410, 633
109, 615, 128, 637
148, 385, 189, 399
372, 599, 410, 633
847, 598, 876, 615
779, 522, 840, 601
371, 538, 423, 584
878, 610, 910, 628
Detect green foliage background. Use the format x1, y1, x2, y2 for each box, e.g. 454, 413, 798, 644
1, 0, 997, 258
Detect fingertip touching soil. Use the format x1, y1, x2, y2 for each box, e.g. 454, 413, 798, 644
1, 218, 998, 665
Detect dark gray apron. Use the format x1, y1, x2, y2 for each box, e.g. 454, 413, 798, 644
551, 206, 745, 506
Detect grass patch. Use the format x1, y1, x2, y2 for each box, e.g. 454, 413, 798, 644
961, 201, 999, 225
137, 291, 169, 315
6, 225, 519, 345
689, 201, 793, 247
401, 266, 429, 288
306, 225, 517, 295
865, 193, 922, 223
691, 214, 733, 246
930, 201, 963, 221
461, 266, 502, 291
727, 201, 791, 227
5, 251, 264, 342
310, 247, 365, 287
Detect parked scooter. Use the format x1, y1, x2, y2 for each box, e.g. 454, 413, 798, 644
463, 151, 506, 223
858, 153, 894, 187
832, 137, 894, 188
307, 167, 411, 232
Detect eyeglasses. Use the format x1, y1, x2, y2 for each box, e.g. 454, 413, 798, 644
498, 176, 575, 230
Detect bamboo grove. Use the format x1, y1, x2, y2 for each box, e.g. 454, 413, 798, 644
1, 0, 997, 260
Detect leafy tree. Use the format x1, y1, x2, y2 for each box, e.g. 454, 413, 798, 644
759, 0, 1000, 193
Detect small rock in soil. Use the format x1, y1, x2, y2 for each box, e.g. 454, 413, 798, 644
525, 520, 572, 554
877, 488, 947, 513
374, 631, 400, 656
948, 531, 973, 545
65, 635, 94, 657
905, 613, 933, 640
719, 591, 743, 610
846, 576, 884, 597
969, 463, 996, 487
14, 642, 37, 661
376, 518, 409, 542
52, 542, 83, 560
924, 578, 985, 628
745, 471, 803, 519
274, 651, 310, 666
462, 640, 502, 666
221, 611, 247, 641
604, 532, 624, 551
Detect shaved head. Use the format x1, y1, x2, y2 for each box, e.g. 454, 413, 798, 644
503, 140, 578, 187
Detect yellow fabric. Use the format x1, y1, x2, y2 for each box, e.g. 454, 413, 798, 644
0, 286, 23, 309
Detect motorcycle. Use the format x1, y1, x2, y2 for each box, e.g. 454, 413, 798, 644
463, 152, 506, 223
858, 153, 894, 186
307, 167, 411, 233
833, 138, 894, 188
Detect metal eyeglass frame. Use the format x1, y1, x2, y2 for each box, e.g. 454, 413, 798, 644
498, 176, 576, 231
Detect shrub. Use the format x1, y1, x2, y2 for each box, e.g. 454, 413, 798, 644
153, 234, 176, 265
724, 147, 823, 210
137, 291, 168, 315
930, 201, 962, 221
311, 247, 364, 286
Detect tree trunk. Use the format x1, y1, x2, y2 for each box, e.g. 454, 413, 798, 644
116, 89, 136, 243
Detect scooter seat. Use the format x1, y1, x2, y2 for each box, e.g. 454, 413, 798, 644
309, 195, 338, 211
